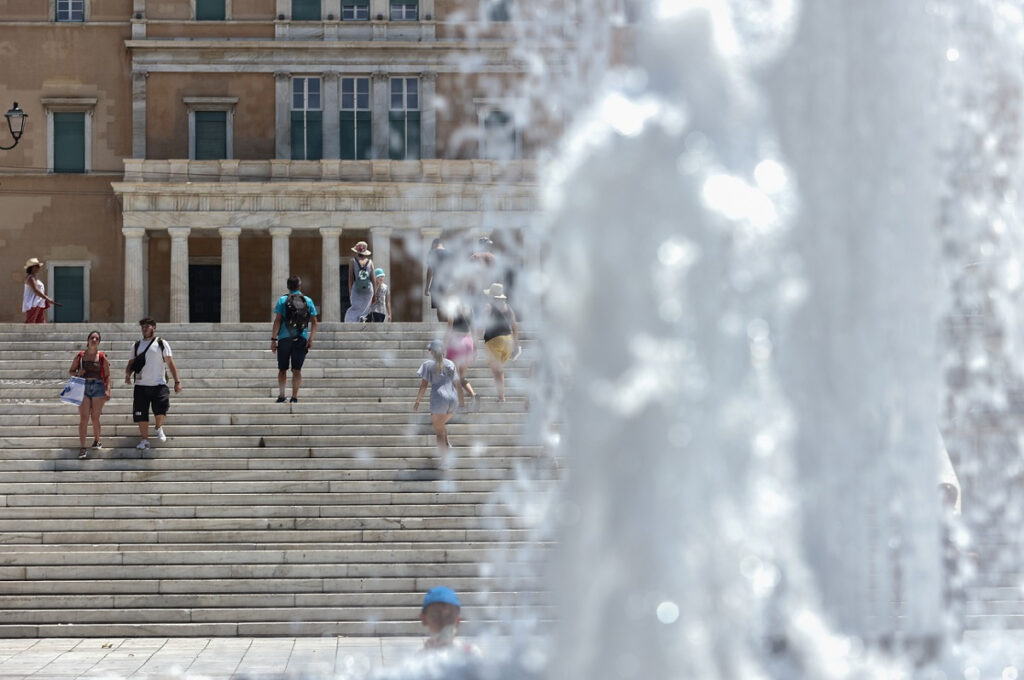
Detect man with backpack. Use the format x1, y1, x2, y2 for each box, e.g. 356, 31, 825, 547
271, 275, 318, 403
124, 317, 182, 450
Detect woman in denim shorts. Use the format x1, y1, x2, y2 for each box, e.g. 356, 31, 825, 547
68, 331, 111, 459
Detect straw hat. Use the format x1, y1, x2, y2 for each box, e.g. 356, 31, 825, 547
351, 241, 371, 256
483, 283, 507, 299
24, 257, 44, 271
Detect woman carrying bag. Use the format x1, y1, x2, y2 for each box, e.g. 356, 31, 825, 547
68, 331, 111, 459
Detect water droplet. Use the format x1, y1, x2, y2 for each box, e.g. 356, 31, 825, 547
656, 600, 680, 624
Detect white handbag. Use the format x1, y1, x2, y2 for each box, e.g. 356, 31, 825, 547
60, 376, 86, 406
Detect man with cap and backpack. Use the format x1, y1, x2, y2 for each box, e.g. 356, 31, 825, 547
271, 275, 318, 403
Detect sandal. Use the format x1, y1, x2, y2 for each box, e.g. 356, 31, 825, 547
78, 447, 88, 460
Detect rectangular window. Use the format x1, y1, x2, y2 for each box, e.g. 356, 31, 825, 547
340, 77, 371, 160
56, 0, 84, 21
390, 0, 418, 20
53, 112, 85, 173
487, 0, 511, 21
292, 77, 323, 160
292, 0, 321, 20
482, 109, 519, 159
194, 111, 227, 160
342, 0, 370, 20
389, 77, 420, 160
196, 0, 226, 20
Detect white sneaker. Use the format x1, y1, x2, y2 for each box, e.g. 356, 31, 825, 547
136, 439, 150, 450
155, 428, 167, 442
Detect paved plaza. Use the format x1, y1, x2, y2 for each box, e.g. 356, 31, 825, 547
0, 637, 428, 679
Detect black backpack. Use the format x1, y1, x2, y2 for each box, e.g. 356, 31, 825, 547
130, 337, 165, 375
285, 293, 311, 336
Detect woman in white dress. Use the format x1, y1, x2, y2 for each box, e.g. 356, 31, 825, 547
344, 241, 376, 322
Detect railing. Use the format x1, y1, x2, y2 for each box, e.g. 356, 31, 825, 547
122, 158, 538, 184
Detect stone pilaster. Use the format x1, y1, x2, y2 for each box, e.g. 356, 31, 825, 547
319, 227, 343, 322
123, 227, 147, 323
168, 227, 191, 323
275, 71, 292, 159
371, 71, 390, 160
370, 225, 392, 292
270, 227, 292, 317
219, 227, 242, 323
132, 73, 148, 159
421, 227, 441, 322
420, 71, 437, 159
322, 71, 340, 160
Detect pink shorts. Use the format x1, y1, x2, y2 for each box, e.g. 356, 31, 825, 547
445, 334, 475, 363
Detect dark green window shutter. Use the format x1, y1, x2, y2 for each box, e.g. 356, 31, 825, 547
406, 111, 421, 160
389, 111, 420, 160
196, 0, 226, 20
53, 112, 85, 173
292, 0, 321, 20
341, 111, 371, 160
53, 266, 85, 323
291, 111, 323, 160
488, 0, 511, 21
194, 111, 227, 160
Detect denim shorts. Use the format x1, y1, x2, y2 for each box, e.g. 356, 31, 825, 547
83, 379, 106, 399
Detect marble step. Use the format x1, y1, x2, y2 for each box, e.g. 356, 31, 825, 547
0, 412, 529, 426
0, 388, 524, 401
0, 590, 533, 609
0, 618, 544, 638
0, 366, 530, 380
0, 515, 534, 532
0, 544, 547, 565
0, 433, 527, 449
0, 503, 534, 520
0, 446, 549, 462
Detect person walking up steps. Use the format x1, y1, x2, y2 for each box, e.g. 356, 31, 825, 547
271, 275, 318, 403
414, 340, 460, 464
125, 318, 182, 450
345, 240, 375, 322
368, 268, 392, 322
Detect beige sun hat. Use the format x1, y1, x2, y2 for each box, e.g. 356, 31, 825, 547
483, 283, 507, 299
351, 241, 371, 256
24, 257, 44, 271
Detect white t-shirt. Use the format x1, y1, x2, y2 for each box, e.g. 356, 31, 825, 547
131, 336, 172, 387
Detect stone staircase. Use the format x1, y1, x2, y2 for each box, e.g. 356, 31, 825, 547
0, 323, 554, 637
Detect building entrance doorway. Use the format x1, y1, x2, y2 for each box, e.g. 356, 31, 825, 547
189, 264, 221, 322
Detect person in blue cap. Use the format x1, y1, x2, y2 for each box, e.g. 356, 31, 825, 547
420, 586, 466, 651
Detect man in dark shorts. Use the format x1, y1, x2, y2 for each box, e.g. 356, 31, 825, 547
124, 318, 182, 450
271, 275, 318, 403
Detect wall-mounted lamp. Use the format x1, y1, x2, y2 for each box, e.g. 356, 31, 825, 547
0, 102, 27, 151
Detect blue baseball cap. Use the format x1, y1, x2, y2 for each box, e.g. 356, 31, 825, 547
427, 339, 445, 354
422, 586, 460, 610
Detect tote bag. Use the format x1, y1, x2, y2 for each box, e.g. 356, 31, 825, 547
60, 376, 86, 406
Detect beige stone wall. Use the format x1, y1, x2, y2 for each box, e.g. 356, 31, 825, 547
1, 175, 124, 322
146, 73, 276, 160
147, 22, 275, 38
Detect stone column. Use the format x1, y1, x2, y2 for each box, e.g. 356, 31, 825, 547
420, 71, 437, 159
132, 71, 148, 159
421, 227, 441, 322
319, 227, 342, 322
123, 227, 147, 322
275, 71, 292, 159
168, 227, 191, 323
270, 226, 292, 317
323, 71, 341, 160
371, 71, 390, 160
219, 227, 242, 323
370, 224, 392, 287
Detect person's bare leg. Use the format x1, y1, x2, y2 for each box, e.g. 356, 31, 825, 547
78, 400, 90, 448
278, 370, 287, 398
90, 401, 103, 445
490, 364, 505, 402
291, 370, 302, 399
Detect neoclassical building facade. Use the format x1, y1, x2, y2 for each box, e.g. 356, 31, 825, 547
0, 0, 610, 322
